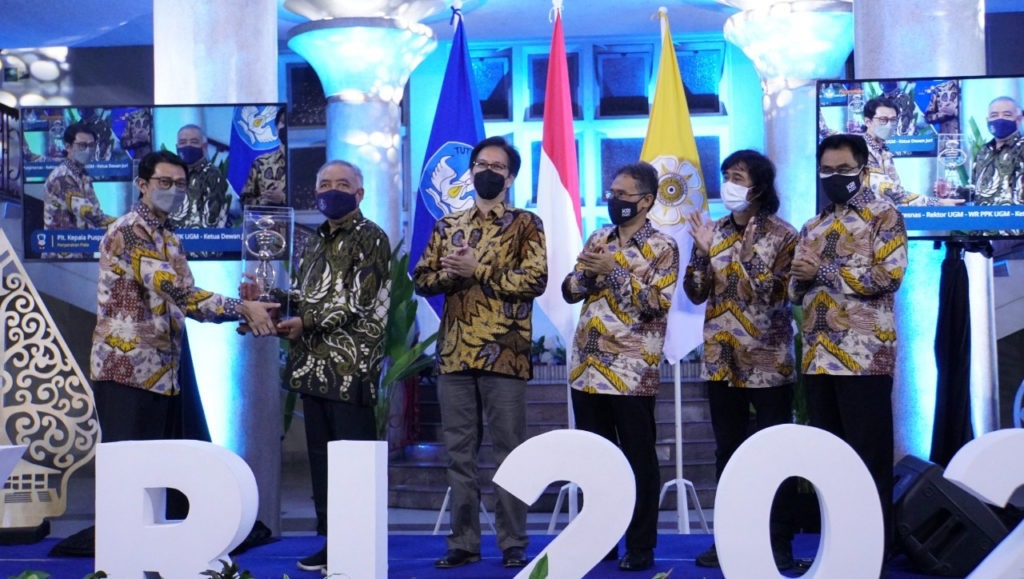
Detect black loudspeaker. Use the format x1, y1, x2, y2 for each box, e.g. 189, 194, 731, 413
893, 455, 1009, 577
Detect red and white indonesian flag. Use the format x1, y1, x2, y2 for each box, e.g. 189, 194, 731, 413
536, 5, 583, 350
641, 8, 708, 363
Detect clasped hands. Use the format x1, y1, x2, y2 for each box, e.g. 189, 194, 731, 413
791, 246, 821, 282
237, 275, 298, 339
577, 246, 615, 279
440, 240, 479, 279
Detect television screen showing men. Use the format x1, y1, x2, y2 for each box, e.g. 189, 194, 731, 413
20, 103, 288, 260
817, 75, 1024, 239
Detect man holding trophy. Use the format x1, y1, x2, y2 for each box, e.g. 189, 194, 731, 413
90, 150, 279, 446
242, 159, 391, 572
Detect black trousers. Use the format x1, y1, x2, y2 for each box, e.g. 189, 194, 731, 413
92, 379, 182, 442
706, 381, 794, 479
804, 374, 895, 547
302, 394, 377, 535
571, 389, 660, 552
707, 380, 798, 539
91, 379, 188, 518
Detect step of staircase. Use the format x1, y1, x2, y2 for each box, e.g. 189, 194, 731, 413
388, 367, 720, 514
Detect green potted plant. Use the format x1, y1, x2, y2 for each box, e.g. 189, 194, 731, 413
375, 246, 437, 442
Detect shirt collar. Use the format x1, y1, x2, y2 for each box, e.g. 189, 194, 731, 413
828, 186, 874, 214
64, 158, 88, 177
607, 218, 655, 248
462, 202, 508, 223
319, 208, 363, 238
134, 201, 171, 231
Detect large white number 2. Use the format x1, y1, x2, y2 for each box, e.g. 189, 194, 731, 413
493, 429, 636, 579
944, 429, 1024, 578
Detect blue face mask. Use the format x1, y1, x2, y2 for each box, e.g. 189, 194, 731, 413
316, 189, 358, 220
177, 145, 204, 165
988, 118, 1018, 140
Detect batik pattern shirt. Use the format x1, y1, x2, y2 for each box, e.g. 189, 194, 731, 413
413, 203, 547, 381
277, 210, 391, 406
90, 202, 242, 395
563, 220, 678, 397
972, 133, 1024, 206
864, 134, 934, 206
789, 187, 908, 376
43, 159, 115, 230
684, 213, 797, 389
240, 147, 286, 206
169, 161, 232, 229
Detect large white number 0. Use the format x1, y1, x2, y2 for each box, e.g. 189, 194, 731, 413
493, 429, 636, 578
715, 424, 885, 578
943, 429, 1024, 578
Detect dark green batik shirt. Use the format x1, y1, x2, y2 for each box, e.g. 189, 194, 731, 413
278, 209, 391, 405
169, 160, 232, 229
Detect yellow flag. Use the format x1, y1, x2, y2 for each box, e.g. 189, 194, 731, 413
641, 7, 707, 362
641, 7, 708, 228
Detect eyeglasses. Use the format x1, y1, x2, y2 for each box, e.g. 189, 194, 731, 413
871, 116, 898, 125
818, 165, 863, 178
71, 141, 97, 151
603, 189, 650, 201
471, 160, 508, 173
149, 176, 188, 190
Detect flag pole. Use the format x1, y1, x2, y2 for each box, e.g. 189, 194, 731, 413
644, 5, 710, 534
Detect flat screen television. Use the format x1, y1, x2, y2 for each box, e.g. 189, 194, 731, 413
20, 102, 287, 261
816, 75, 1024, 240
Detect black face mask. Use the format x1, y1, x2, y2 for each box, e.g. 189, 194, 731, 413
820, 173, 862, 205
473, 170, 506, 200
608, 196, 641, 225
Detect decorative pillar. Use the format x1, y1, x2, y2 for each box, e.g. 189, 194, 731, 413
721, 0, 854, 231
854, 0, 994, 457
286, 2, 442, 245
152, 0, 284, 535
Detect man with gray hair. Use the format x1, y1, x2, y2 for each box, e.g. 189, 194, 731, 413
243, 159, 391, 572
169, 124, 232, 229
973, 96, 1024, 206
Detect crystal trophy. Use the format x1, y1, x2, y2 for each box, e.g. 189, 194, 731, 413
935, 133, 973, 203
242, 206, 294, 318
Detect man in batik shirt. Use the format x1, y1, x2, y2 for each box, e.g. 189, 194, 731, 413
684, 150, 798, 571
563, 162, 677, 573
240, 108, 287, 206
255, 159, 390, 573
44, 122, 115, 231
972, 96, 1024, 207
169, 124, 232, 229
90, 150, 277, 445
790, 134, 908, 555
414, 136, 546, 571
861, 97, 961, 207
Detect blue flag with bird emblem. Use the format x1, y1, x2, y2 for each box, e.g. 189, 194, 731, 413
410, 8, 485, 318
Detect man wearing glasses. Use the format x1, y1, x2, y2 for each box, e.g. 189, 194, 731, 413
861, 97, 962, 207
43, 122, 116, 236
562, 162, 678, 572
790, 134, 908, 559
414, 136, 547, 570
90, 150, 278, 455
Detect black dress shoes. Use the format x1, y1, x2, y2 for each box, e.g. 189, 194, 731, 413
435, 548, 481, 568
618, 549, 654, 571
502, 546, 528, 567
